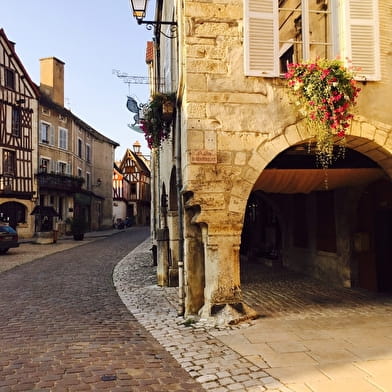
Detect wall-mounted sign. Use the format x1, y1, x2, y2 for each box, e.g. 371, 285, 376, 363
191, 150, 217, 164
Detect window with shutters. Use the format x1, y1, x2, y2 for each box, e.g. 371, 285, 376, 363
40, 157, 50, 173
58, 161, 67, 174
77, 138, 83, 158
40, 122, 51, 144
244, 0, 380, 80
59, 127, 68, 150
86, 144, 91, 163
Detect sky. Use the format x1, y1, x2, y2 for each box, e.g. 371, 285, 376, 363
1, 0, 154, 161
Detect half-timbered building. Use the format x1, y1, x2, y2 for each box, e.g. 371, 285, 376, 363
0, 29, 39, 238
112, 163, 130, 225
115, 142, 150, 225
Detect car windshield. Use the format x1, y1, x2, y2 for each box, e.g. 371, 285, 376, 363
0, 225, 16, 234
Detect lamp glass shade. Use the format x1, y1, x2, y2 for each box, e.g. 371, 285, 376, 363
130, 0, 148, 18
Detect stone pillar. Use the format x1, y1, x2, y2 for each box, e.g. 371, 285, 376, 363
199, 232, 258, 324
156, 227, 169, 286
167, 210, 179, 287
183, 207, 205, 315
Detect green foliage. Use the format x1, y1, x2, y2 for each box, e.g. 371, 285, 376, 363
141, 92, 176, 149
70, 215, 88, 235
285, 58, 361, 168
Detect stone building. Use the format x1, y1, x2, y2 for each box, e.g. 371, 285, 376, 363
145, 0, 392, 322
37, 57, 119, 236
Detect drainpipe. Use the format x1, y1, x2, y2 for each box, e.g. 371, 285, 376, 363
176, 106, 185, 316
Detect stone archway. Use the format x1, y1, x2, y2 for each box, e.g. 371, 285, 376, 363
238, 118, 392, 292
0, 202, 27, 229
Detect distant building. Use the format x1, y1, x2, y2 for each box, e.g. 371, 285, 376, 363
37, 57, 119, 235
113, 142, 150, 226
0, 29, 39, 238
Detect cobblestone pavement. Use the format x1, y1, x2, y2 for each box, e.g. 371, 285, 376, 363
2, 230, 392, 392
115, 240, 392, 392
0, 227, 205, 392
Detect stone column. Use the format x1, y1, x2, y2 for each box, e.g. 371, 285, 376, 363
167, 210, 179, 287
156, 227, 169, 286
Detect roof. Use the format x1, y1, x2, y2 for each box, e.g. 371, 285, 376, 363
39, 93, 119, 147
120, 148, 151, 175
0, 29, 40, 98
30, 206, 59, 217
146, 41, 154, 64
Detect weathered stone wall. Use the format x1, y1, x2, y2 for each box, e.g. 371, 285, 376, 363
172, 0, 392, 315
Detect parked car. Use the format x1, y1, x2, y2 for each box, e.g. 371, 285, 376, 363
0, 224, 19, 254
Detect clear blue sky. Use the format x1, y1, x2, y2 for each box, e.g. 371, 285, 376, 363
1, 0, 154, 160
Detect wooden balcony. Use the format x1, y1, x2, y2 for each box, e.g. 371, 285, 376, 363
36, 172, 84, 192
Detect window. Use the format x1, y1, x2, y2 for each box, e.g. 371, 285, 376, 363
244, 0, 380, 80
58, 161, 67, 174
59, 127, 68, 150
77, 138, 83, 158
5, 68, 15, 90
3, 150, 16, 176
40, 122, 52, 144
86, 144, 91, 163
11, 107, 21, 137
40, 158, 50, 173
86, 172, 91, 189
130, 183, 137, 195
77, 167, 82, 177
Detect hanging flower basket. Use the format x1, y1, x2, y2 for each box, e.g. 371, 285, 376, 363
285, 58, 361, 168
140, 92, 176, 149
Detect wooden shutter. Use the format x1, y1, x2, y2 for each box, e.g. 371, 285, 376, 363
346, 0, 380, 81
244, 0, 278, 77
49, 125, 55, 145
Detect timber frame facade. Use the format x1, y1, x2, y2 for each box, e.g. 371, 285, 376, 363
0, 29, 39, 237
113, 145, 151, 226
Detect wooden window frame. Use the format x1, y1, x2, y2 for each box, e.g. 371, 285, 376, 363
244, 0, 380, 80
5, 68, 15, 90
3, 149, 16, 177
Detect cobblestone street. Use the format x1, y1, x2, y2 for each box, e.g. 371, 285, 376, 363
0, 227, 204, 392
115, 239, 392, 392
1, 228, 392, 391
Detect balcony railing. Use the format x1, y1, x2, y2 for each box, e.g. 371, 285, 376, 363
36, 172, 84, 192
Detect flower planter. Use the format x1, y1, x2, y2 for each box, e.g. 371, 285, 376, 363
141, 92, 176, 149
285, 58, 361, 168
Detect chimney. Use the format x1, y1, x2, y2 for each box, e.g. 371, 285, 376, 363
39, 57, 65, 107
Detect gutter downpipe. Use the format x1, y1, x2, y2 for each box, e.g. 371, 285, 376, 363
176, 106, 185, 316
176, 0, 185, 315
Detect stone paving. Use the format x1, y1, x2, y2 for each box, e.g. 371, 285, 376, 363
0, 228, 205, 392
2, 230, 392, 391
115, 239, 392, 392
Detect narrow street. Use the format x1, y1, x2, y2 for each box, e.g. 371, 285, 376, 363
0, 227, 204, 392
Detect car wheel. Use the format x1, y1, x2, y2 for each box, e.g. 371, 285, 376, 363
0, 248, 9, 254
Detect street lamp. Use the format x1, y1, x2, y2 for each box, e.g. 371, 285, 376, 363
129, 0, 177, 39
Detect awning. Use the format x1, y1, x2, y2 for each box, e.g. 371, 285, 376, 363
30, 206, 59, 216
253, 168, 385, 194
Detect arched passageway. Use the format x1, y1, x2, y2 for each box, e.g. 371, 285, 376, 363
240, 142, 392, 295
0, 202, 27, 229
